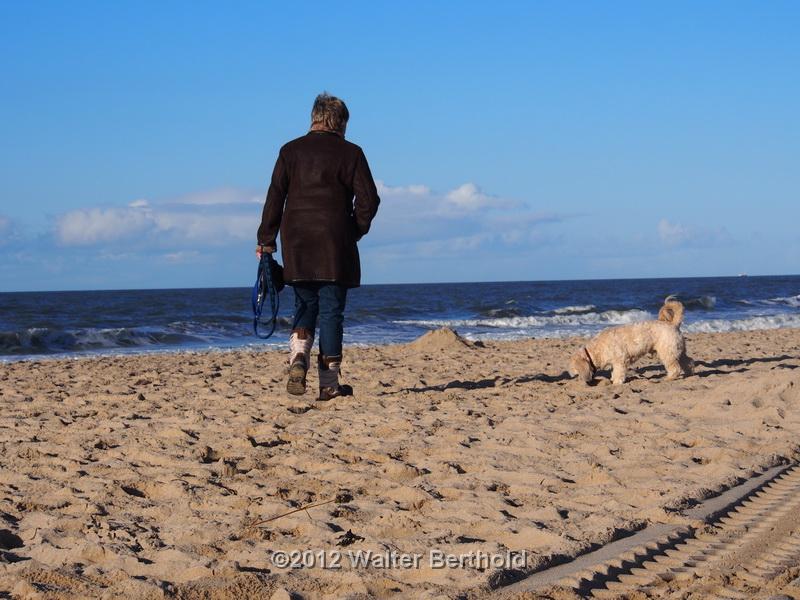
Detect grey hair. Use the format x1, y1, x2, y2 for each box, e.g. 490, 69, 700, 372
311, 92, 349, 133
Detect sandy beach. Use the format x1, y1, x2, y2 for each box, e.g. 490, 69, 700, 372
1, 327, 799, 599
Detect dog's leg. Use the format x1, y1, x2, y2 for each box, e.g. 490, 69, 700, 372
611, 362, 627, 385
664, 362, 681, 380
662, 353, 684, 380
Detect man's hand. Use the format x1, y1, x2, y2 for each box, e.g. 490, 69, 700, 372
256, 244, 276, 259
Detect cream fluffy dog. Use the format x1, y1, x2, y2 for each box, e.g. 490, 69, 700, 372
569, 300, 693, 385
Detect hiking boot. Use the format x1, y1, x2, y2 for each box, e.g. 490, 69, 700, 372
317, 354, 353, 401
286, 328, 313, 395
318, 383, 354, 401
286, 356, 308, 395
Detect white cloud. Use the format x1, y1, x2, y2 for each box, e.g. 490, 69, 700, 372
375, 181, 516, 215
55, 182, 526, 249
56, 191, 261, 247
160, 250, 201, 263
657, 219, 691, 246
97, 251, 137, 261
364, 181, 564, 255
443, 183, 516, 212
0, 215, 15, 249
171, 187, 262, 206
376, 181, 431, 197
365, 186, 566, 261
413, 233, 494, 256
500, 229, 524, 245
152, 212, 254, 242
657, 218, 733, 249
52, 181, 566, 268
56, 206, 156, 245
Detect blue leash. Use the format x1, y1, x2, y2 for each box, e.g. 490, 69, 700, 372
252, 254, 282, 339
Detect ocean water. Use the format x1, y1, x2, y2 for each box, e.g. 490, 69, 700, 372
1, 275, 798, 360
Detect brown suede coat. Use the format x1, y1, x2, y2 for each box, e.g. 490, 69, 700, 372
257, 131, 380, 288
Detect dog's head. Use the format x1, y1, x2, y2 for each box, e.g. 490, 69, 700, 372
569, 349, 595, 384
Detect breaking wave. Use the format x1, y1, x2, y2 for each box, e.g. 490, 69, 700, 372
732, 294, 800, 309
0, 326, 200, 355
685, 313, 800, 333
665, 294, 717, 309
394, 308, 652, 329
552, 304, 597, 315
1, 277, 797, 358
479, 307, 525, 319
763, 295, 800, 308
0, 319, 285, 356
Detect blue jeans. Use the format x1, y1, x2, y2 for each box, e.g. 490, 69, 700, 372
292, 283, 348, 357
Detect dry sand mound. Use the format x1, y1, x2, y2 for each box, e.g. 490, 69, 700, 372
407, 327, 474, 353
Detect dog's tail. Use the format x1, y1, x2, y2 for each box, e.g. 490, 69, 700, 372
658, 298, 685, 327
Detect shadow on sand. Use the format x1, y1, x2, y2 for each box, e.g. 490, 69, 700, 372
390, 355, 799, 394
635, 353, 798, 380
397, 371, 574, 394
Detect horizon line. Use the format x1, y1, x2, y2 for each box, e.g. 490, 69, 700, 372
1, 272, 798, 295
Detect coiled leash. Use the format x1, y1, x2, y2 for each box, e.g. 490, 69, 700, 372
251, 253, 284, 339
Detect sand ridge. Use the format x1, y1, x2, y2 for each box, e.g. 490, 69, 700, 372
0, 328, 799, 599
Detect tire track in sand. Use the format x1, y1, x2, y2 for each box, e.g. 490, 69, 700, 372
503, 463, 800, 598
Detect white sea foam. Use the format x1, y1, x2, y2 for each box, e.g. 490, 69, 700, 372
394, 304, 800, 341
685, 313, 800, 333
735, 294, 800, 308
552, 304, 597, 315
1, 325, 213, 353
393, 308, 652, 330
763, 294, 800, 308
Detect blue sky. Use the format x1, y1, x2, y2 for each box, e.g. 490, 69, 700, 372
1, 1, 798, 291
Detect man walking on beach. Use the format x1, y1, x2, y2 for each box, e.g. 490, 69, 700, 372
256, 93, 380, 401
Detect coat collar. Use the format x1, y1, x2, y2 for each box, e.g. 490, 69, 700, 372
307, 129, 343, 138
